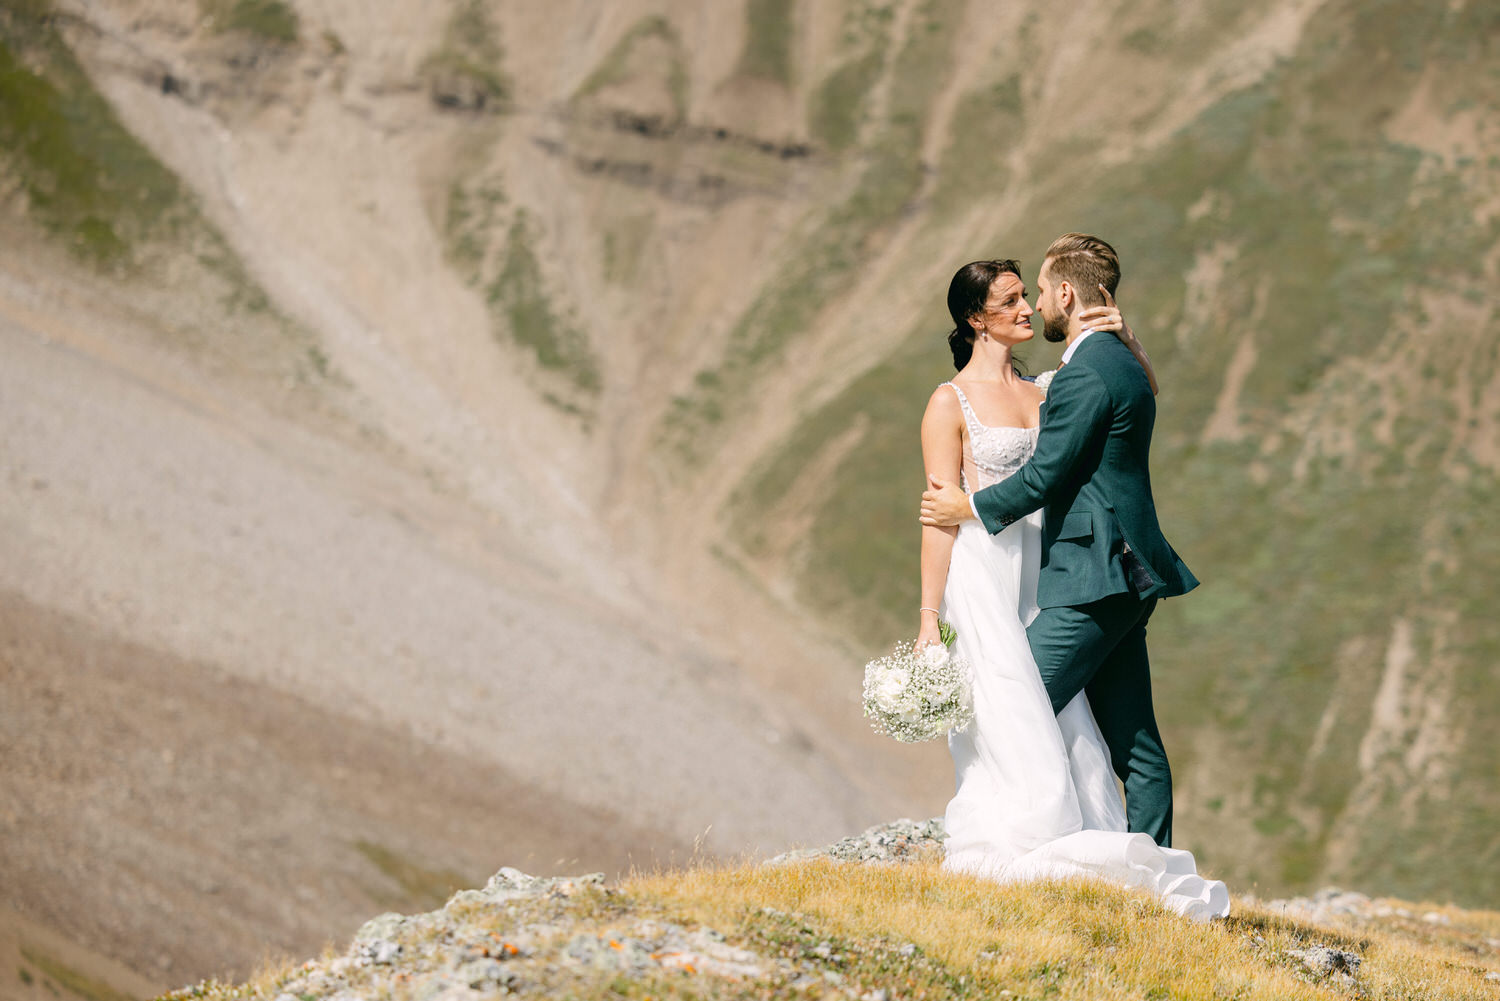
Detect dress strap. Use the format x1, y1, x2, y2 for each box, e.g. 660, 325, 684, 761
942, 381, 982, 435
942, 382, 979, 495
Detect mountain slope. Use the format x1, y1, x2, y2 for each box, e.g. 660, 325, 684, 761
1, 0, 1498, 990
723, 0, 1500, 903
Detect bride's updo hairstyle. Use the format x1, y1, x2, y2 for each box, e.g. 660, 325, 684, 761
946, 259, 1021, 371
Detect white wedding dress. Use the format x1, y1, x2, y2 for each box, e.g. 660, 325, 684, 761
938, 381, 1229, 921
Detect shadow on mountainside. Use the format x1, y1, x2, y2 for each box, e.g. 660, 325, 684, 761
0, 590, 691, 992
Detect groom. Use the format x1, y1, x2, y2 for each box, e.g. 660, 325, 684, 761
919, 233, 1197, 847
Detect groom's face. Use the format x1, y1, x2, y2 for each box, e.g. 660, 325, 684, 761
1035, 260, 1068, 343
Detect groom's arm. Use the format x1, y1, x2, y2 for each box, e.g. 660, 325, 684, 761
971, 365, 1111, 534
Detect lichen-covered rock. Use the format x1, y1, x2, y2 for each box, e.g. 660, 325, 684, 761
768, 817, 946, 865
355, 938, 402, 966
1286, 944, 1361, 977
352, 912, 407, 943
246, 864, 800, 1000
443, 867, 607, 913
452, 957, 517, 991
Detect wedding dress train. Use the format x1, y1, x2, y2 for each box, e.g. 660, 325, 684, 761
938, 382, 1228, 921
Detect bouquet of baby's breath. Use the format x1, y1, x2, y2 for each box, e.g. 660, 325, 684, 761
862, 623, 973, 742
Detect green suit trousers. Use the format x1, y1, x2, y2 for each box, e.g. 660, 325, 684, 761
1028, 593, 1173, 846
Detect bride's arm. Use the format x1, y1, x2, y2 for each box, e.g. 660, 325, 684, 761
1078, 285, 1159, 396
917, 387, 963, 650
1114, 321, 1159, 396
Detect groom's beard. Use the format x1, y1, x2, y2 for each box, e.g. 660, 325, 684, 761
1040, 307, 1067, 342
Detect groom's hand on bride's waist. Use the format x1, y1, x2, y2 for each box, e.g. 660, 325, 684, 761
920, 475, 975, 527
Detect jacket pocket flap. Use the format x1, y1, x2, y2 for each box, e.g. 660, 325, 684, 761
1058, 511, 1093, 541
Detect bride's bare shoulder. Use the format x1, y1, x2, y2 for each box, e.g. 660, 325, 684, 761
923, 383, 963, 421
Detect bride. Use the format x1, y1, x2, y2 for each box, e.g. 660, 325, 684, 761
915, 259, 1228, 920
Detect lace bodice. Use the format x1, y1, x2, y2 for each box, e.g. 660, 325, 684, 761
943, 382, 1040, 492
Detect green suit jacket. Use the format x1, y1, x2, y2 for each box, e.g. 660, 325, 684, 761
972, 332, 1198, 609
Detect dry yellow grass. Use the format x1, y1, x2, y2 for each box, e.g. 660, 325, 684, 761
627, 859, 1500, 999
196, 858, 1500, 1001
631, 859, 1317, 1000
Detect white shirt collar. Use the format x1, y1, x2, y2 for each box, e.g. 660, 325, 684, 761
1060, 327, 1097, 365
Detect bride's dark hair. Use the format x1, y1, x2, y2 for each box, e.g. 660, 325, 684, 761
946, 259, 1022, 370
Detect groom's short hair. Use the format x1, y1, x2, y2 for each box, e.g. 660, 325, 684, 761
1043, 233, 1120, 307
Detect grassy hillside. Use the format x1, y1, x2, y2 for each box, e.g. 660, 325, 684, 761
0, 0, 320, 378
1085, 0, 1500, 894
661, 0, 967, 460
721, 0, 1500, 904
0, 0, 193, 266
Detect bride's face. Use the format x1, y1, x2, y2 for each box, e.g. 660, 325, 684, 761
973, 273, 1035, 345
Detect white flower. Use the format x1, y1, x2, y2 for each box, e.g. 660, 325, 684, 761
1033, 369, 1057, 395
919, 643, 949, 669
861, 632, 973, 743
872, 668, 909, 712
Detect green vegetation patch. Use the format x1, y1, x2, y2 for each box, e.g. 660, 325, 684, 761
354, 839, 472, 911
487, 210, 601, 396
437, 141, 598, 414
200, 0, 299, 44
736, 0, 796, 85
601, 213, 654, 285
0, 4, 192, 266
929, 75, 1021, 218
732, 333, 947, 640
810, 5, 902, 157
662, 0, 965, 462
574, 16, 688, 123
19, 948, 135, 1001
421, 0, 509, 112
808, 50, 881, 151
443, 169, 507, 280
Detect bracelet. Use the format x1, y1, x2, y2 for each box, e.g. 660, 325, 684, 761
919, 607, 940, 616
